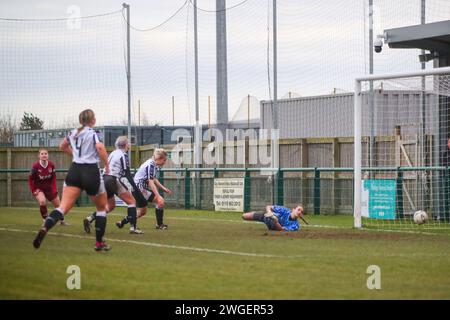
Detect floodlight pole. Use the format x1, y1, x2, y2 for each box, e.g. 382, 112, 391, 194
123, 3, 132, 163
193, 0, 202, 209
247, 94, 250, 129
172, 96, 175, 126
273, 0, 279, 204
194, 0, 199, 126
216, 0, 229, 134
273, 0, 277, 130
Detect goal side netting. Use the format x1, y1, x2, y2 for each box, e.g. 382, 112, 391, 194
354, 67, 450, 230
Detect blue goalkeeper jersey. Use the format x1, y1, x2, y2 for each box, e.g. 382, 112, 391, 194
272, 206, 300, 231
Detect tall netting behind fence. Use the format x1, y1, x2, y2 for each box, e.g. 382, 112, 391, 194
2, 1, 449, 131
128, 2, 192, 127
0, 11, 127, 129
1, 1, 450, 213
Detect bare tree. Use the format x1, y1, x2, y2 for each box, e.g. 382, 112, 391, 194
20, 112, 44, 130
0, 114, 17, 144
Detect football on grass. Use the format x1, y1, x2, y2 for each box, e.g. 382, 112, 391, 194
413, 210, 428, 225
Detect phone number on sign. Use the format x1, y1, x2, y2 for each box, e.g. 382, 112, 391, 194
215, 201, 241, 206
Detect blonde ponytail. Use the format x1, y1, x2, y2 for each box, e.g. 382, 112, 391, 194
76, 109, 95, 136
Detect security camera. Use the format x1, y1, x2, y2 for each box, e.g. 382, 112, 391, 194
374, 38, 383, 53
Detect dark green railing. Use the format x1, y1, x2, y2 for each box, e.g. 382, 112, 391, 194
1, 166, 448, 218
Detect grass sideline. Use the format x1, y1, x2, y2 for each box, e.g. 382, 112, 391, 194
0, 206, 449, 299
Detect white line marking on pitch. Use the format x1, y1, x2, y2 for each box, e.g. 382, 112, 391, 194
2, 207, 449, 236
0, 227, 300, 259
1, 227, 448, 258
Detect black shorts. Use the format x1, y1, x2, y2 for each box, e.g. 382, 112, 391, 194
252, 211, 277, 230
132, 188, 152, 208
65, 163, 103, 196
103, 175, 129, 199
252, 211, 265, 222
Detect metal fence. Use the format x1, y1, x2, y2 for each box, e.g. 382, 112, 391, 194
1, 167, 448, 218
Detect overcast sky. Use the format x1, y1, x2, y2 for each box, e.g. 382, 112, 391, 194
0, 0, 449, 128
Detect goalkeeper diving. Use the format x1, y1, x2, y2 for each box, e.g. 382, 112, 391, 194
242, 204, 307, 231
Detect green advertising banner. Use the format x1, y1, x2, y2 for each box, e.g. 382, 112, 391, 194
361, 179, 397, 220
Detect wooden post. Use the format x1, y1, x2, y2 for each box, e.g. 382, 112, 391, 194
300, 139, 308, 169
134, 145, 141, 169
7, 148, 11, 207
244, 137, 249, 168
395, 125, 401, 166
277, 168, 284, 205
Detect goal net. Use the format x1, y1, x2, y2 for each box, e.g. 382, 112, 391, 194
354, 67, 450, 230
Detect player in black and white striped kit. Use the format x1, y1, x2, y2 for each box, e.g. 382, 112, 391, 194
33, 109, 111, 251
133, 148, 172, 229
83, 136, 145, 234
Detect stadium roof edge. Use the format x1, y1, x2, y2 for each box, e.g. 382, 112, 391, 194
385, 20, 450, 53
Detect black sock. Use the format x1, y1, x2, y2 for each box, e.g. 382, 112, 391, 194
128, 206, 137, 229
95, 216, 107, 243
155, 208, 164, 226
89, 212, 97, 223
44, 210, 64, 230
120, 216, 129, 226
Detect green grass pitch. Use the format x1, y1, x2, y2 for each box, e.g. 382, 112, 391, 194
0, 206, 449, 299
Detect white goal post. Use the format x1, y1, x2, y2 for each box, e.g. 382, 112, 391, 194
354, 66, 450, 228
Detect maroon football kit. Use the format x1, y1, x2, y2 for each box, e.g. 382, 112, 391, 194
28, 160, 58, 201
